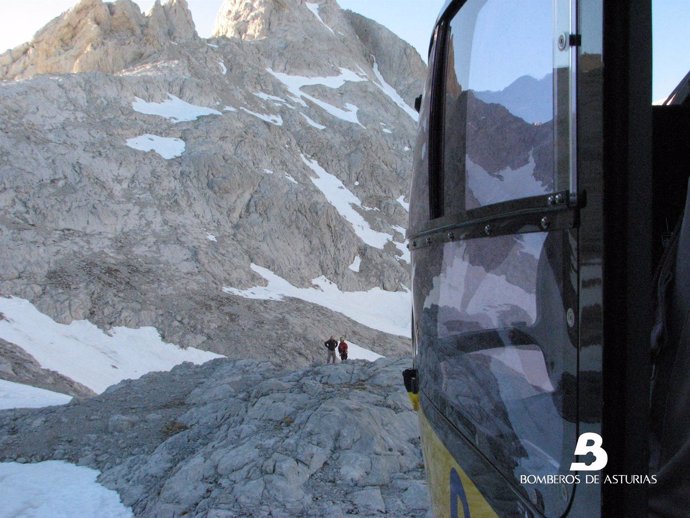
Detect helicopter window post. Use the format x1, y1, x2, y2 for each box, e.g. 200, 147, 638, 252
410, 24, 444, 231
554, 0, 579, 202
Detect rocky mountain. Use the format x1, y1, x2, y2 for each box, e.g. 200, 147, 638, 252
0, 0, 426, 372
0, 357, 431, 517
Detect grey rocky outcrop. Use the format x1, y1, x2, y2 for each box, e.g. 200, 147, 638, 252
0, 357, 431, 517
0, 0, 426, 366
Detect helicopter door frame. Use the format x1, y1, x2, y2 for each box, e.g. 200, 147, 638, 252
600, 1, 653, 515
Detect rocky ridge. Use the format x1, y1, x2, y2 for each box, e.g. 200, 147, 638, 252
0, 0, 197, 79
0, 0, 426, 369
0, 357, 431, 517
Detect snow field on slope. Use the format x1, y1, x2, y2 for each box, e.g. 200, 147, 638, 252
305, 2, 335, 34
0, 461, 133, 518
131, 94, 222, 122
125, 134, 185, 159
0, 379, 72, 410
0, 291, 388, 405
300, 154, 408, 260
300, 154, 394, 249
223, 264, 411, 338
371, 60, 419, 122
267, 67, 366, 126
0, 297, 223, 394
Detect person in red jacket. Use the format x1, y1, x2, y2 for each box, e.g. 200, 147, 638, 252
338, 337, 348, 361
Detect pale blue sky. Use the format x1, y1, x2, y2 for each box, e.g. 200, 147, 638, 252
0, 0, 687, 100
338, 0, 445, 61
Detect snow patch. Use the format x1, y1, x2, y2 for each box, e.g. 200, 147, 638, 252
518, 232, 548, 260
126, 134, 185, 159
393, 241, 411, 264
348, 256, 361, 273
267, 68, 366, 127
0, 461, 133, 518
254, 92, 291, 106
396, 195, 410, 211
223, 264, 410, 337
0, 297, 223, 394
300, 112, 326, 129
240, 107, 283, 126
380, 122, 393, 134
371, 60, 419, 122
206, 233, 217, 242
132, 94, 222, 122
218, 61, 227, 75
0, 380, 72, 410
347, 341, 383, 361
300, 154, 392, 249
305, 2, 335, 34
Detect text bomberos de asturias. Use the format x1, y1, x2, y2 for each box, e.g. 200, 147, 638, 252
520, 474, 658, 485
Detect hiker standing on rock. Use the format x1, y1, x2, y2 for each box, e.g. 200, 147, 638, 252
338, 337, 348, 361
324, 335, 338, 364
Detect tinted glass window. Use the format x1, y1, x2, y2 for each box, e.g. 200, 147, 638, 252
409, 29, 440, 232
414, 231, 577, 516
441, 0, 555, 216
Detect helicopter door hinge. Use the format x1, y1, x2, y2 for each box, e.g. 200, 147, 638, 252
402, 368, 420, 411
558, 32, 581, 50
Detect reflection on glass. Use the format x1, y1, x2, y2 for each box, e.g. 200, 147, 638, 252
410, 31, 439, 230
415, 232, 576, 514
442, 0, 555, 215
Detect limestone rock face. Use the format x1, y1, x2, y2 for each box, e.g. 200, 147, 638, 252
148, 0, 197, 42
0, 0, 425, 367
214, 0, 298, 40
0, 358, 432, 517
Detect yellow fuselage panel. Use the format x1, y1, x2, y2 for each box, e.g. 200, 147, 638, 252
419, 410, 499, 518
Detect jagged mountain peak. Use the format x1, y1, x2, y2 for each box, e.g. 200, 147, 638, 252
210, 0, 425, 105
0, 0, 197, 80
146, 0, 196, 41
213, 0, 339, 41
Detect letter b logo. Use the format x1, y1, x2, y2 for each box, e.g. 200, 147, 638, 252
570, 433, 608, 471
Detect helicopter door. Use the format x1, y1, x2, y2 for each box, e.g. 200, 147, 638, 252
409, 0, 580, 515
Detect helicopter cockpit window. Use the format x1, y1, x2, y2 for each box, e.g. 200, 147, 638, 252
440, 0, 555, 217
